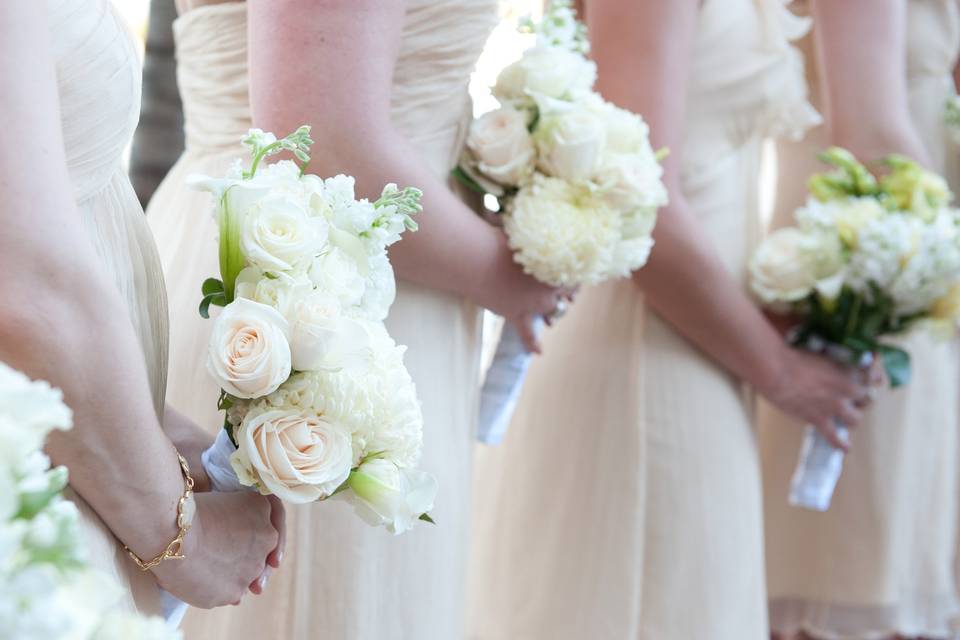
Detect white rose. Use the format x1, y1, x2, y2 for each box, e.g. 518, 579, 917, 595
235, 267, 313, 319
242, 196, 328, 273
595, 152, 668, 212
288, 293, 372, 371
520, 45, 596, 102
207, 298, 292, 399
534, 108, 606, 181
232, 407, 353, 503
593, 101, 653, 154
344, 459, 437, 535
466, 107, 535, 187
492, 59, 530, 105
750, 228, 844, 304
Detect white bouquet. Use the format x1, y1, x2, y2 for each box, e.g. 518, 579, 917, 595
0, 362, 180, 639
751, 147, 960, 510
191, 126, 436, 534
455, 0, 668, 444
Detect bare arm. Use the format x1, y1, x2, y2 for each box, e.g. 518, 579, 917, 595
0, 3, 277, 606
585, 0, 867, 441
247, 0, 560, 350
811, 0, 930, 163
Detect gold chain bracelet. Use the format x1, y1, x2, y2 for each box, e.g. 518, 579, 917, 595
124, 451, 197, 572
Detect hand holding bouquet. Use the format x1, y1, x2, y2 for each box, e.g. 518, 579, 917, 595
751, 147, 960, 510
191, 126, 436, 535
457, 0, 668, 444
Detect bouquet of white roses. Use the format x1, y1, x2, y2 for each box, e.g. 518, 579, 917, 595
751, 147, 960, 510
0, 362, 180, 639
455, 0, 668, 444
191, 126, 436, 535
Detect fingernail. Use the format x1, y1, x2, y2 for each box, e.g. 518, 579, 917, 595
277, 550, 284, 565
259, 575, 268, 590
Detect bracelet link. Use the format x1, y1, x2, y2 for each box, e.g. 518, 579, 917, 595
124, 452, 197, 572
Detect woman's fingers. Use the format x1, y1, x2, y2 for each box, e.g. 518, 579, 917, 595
267, 496, 285, 569
514, 316, 541, 354
816, 419, 850, 452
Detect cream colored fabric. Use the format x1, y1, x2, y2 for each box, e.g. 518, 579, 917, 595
759, 2, 960, 638
465, 2, 817, 638
46, 0, 168, 617
145, 2, 496, 637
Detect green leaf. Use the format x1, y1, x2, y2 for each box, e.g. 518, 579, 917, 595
202, 277, 225, 297
199, 292, 227, 319
419, 513, 436, 525
878, 344, 911, 388
450, 166, 489, 195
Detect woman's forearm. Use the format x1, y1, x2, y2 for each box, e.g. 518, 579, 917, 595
812, 0, 930, 164
634, 197, 787, 394
0, 1, 186, 565
0, 259, 186, 561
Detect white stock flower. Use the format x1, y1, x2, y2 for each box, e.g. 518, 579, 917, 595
288, 292, 372, 372
232, 405, 353, 503
344, 459, 437, 535
0, 364, 72, 465
534, 107, 606, 182
466, 106, 535, 187
241, 196, 328, 273
207, 298, 292, 399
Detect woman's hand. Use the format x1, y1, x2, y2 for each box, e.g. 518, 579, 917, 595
759, 345, 872, 451
152, 491, 283, 608
470, 233, 568, 353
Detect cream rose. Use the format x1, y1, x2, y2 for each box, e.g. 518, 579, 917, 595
466, 107, 535, 187
207, 298, 292, 399
233, 407, 353, 503
309, 247, 367, 311
241, 196, 328, 272
750, 228, 843, 304
288, 293, 372, 372
534, 108, 606, 182
344, 459, 437, 535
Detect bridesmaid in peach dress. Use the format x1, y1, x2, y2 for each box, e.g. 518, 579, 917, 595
467, 2, 869, 639
146, 1, 563, 637
760, 2, 960, 638
0, 0, 280, 617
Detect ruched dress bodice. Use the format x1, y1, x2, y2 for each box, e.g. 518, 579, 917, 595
147, 2, 497, 638
468, 2, 817, 638
46, 0, 169, 616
